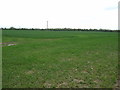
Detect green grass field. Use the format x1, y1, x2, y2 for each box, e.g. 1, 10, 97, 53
2, 30, 118, 88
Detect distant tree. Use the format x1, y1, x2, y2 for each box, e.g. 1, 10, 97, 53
10, 27, 16, 30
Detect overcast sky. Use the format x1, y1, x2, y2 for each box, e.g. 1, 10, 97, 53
0, 0, 119, 29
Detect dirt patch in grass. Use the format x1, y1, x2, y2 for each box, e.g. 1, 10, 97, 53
43, 82, 52, 88
114, 76, 120, 89
73, 79, 84, 84
56, 82, 68, 88
0, 42, 16, 47
81, 70, 88, 74
25, 70, 35, 75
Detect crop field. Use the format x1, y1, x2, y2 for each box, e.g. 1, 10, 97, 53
2, 30, 119, 88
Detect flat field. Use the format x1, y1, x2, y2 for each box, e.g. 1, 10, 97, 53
2, 30, 118, 88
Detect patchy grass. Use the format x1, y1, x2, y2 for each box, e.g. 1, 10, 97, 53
2, 30, 118, 88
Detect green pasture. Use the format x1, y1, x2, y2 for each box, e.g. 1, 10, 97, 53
2, 30, 119, 88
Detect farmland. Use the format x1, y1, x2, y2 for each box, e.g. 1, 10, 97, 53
2, 30, 118, 88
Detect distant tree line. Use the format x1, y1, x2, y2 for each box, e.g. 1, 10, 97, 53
1, 27, 119, 32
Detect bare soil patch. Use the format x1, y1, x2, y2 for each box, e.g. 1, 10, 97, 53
0, 42, 16, 47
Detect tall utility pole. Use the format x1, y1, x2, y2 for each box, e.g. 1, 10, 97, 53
47, 21, 48, 29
